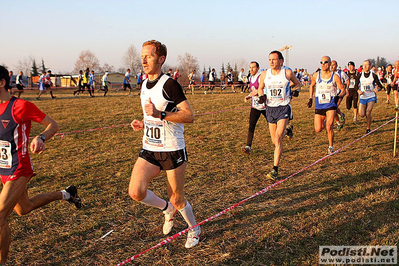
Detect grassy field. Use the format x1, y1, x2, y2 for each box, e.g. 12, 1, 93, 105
5, 87, 398, 265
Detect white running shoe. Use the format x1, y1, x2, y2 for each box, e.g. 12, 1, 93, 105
185, 227, 201, 248
163, 204, 176, 235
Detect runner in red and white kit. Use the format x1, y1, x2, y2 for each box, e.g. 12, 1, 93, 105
129, 40, 201, 248
0, 65, 81, 265
242, 61, 266, 155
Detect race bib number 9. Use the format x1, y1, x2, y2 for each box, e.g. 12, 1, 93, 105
317, 89, 331, 104
0, 140, 12, 169
144, 120, 165, 148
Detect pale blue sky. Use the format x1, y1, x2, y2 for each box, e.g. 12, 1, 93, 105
2, 0, 398, 74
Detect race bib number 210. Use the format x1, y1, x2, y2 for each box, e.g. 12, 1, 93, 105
144, 120, 165, 148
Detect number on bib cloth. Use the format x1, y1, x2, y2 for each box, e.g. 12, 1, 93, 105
349, 80, 355, 88
317, 90, 331, 104
269, 88, 283, 102
364, 85, 372, 91
0, 140, 12, 169
144, 120, 165, 148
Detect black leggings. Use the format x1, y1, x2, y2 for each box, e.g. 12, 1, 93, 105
246, 108, 267, 146
346, 89, 358, 110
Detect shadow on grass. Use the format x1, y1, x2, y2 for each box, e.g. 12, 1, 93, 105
203, 164, 399, 265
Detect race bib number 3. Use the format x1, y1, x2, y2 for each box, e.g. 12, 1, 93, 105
0, 140, 12, 169
144, 120, 165, 148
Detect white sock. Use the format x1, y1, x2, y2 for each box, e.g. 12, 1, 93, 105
140, 190, 167, 210
61, 190, 70, 200
179, 201, 198, 230
164, 201, 175, 213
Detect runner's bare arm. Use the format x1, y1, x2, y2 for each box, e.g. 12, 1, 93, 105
131, 119, 144, 131
287, 69, 301, 91
30, 115, 59, 154
334, 74, 346, 98
309, 73, 317, 99
257, 71, 266, 97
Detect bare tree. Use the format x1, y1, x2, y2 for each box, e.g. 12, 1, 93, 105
122, 45, 141, 74
177, 53, 199, 83
15, 57, 32, 76
73, 50, 100, 73
99, 63, 115, 73
235, 58, 248, 71
162, 63, 177, 74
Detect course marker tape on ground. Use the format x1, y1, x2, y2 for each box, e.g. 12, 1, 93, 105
29, 107, 249, 140
116, 116, 397, 266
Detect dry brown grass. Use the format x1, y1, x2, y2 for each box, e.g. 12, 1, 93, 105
4, 88, 398, 265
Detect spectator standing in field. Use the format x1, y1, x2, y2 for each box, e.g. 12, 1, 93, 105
357, 60, 383, 133
166, 69, 173, 77
74, 70, 84, 96
173, 68, 179, 81
0, 65, 81, 265
123, 69, 133, 95
227, 68, 235, 93
101, 72, 110, 97
137, 69, 143, 88
14, 71, 25, 98
44, 70, 56, 99
205, 68, 216, 94
188, 70, 195, 94
308, 56, 345, 154
37, 71, 46, 99
345, 61, 359, 122
88, 70, 95, 97
8, 71, 15, 94
199, 72, 205, 89
385, 64, 394, 104
82, 68, 92, 97
238, 68, 245, 93
37, 70, 56, 100
129, 40, 201, 249
220, 70, 226, 92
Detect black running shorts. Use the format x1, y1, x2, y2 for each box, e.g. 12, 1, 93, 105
139, 148, 188, 170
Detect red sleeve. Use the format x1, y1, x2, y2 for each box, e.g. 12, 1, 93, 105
13, 99, 46, 124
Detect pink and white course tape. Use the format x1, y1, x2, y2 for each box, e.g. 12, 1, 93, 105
29, 106, 249, 140
116, 116, 397, 265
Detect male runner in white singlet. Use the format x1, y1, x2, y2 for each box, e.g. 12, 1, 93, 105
257, 51, 301, 180
129, 40, 201, 248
